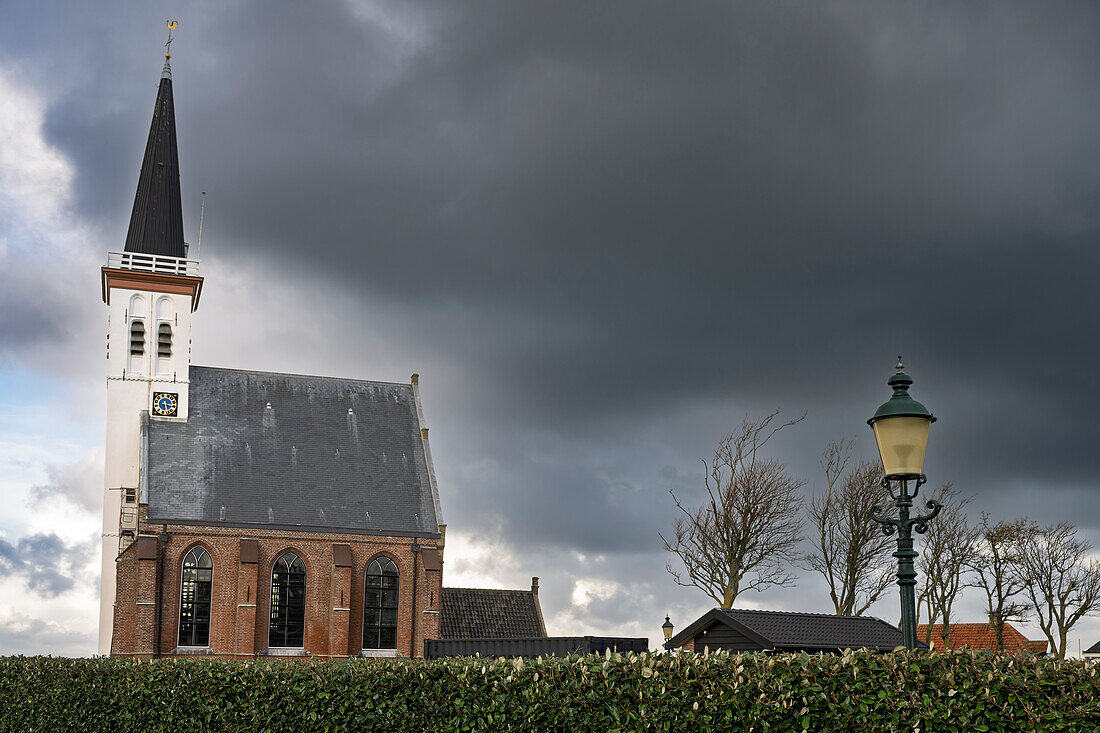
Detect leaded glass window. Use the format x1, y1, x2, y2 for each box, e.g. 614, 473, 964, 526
178, 546, 212, 647
269, 553, 306, 648
364, 557, 399, 649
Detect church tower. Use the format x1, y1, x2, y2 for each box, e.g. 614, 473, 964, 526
98, 47, 203, 653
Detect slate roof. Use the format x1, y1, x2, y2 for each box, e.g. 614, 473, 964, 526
125, 57, 186, 258
917, 623, 1048, 654
440, 587, 546, 639
145, 366, 441, 537
666, 608, 920, 652
1085, 640, 1100, 655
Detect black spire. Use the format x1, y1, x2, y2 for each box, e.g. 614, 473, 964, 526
123, 55, 185, 258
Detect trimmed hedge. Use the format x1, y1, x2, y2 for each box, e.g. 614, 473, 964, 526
1, 649, 1097, 732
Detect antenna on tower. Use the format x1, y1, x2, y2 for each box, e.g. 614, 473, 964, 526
196, 191, 206, 259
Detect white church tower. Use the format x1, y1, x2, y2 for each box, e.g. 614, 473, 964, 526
98, 48, 203, 653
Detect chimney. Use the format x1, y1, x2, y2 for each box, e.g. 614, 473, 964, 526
531, 576, 539, 595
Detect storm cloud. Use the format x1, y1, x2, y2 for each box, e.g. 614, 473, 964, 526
1, 0, 1099, 649
0, 532, 95, 598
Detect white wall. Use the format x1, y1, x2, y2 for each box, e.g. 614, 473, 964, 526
98, 285, 194, 654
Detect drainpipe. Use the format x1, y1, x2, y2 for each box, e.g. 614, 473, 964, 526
411, 541, 420, 658
154, 524, 169, 658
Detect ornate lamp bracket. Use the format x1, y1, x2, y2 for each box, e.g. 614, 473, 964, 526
911, 499, 942, 535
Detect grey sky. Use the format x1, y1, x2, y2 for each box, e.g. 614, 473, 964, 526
1, 1, 1098, 652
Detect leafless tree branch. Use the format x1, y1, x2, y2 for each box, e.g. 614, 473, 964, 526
915, 484, 978, 649
661, 410, 806, 607
966, 513, 1033, 652
803, 441, 894, 615
1018, 522, 1100, 659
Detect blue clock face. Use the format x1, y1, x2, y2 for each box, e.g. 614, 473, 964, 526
152, 392, 178, 417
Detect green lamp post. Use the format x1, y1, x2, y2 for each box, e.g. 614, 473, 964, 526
662, 616, 674, 644
868, 357, 941, 651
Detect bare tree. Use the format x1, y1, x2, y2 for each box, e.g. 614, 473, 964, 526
661, 411, 805, 607
1018, 522, 1100, 659
967, 514, 1033, 652
916, 484, 978, 649
803, 440, 894, 615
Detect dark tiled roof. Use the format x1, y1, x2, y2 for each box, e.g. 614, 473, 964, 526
1086, 640, 1100, 655
722, 609, 910, 651
917, 623, 1047, 653
441, 588, 546, 639
146, 366, 440, 536
125, 59, 186, 258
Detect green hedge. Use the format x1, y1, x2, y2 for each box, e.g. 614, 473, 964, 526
1, 649, 1097, 732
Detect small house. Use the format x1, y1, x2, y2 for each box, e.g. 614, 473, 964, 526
664, 608, 921, 654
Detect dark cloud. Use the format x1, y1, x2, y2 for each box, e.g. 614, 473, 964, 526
0, 533, 95, 597
2, 0, 1099, 642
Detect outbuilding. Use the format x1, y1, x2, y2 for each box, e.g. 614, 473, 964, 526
664, 608, 923, 654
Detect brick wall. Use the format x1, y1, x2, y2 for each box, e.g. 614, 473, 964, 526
112, 521, 443, 660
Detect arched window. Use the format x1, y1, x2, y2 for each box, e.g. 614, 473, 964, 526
130, 320, 145, 356
269, 553, 306, 648
178, 546, 212, 647
157, 323, 172, 358
364, 557, 399, 649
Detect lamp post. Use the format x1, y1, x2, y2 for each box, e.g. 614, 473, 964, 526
662, 616, 674, 644
868, 357, 941, 650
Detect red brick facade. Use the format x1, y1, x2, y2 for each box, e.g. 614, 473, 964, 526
111, 520, 443, 659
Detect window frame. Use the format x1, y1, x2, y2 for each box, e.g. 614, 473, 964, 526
177, 545, 213, 648
269, 552, 307, 649
363, 556, 400, 650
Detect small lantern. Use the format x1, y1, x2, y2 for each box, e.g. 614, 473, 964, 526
662, 615, 674, 642
868, 357, 936, 479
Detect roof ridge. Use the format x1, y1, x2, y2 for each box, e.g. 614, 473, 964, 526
722, 607, 889, 623
444, 586, 534, 594
191, 364, 414, 387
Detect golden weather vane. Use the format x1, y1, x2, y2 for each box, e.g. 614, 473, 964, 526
165, 20, 179, 58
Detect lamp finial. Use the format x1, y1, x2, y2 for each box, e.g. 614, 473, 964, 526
895, 356, 904, 373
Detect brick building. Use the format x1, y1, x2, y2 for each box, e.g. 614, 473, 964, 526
102, 50, 447, 659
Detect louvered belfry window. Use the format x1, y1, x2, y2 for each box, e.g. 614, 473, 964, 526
157, 323, 172, 358
269, 553, 306, 648
178, 547, 213, 647
364, 558, 399, 649
130, 320, 145, 356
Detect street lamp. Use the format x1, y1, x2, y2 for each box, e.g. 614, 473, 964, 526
868, 357, 941, 651
662, 616, 674, 643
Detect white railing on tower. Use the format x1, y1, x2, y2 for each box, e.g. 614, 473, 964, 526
106, 250, 200, 276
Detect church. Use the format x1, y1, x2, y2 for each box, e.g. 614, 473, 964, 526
99, 47, 545, 659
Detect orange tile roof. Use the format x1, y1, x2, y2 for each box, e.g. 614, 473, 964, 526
915, 623, 1047, 653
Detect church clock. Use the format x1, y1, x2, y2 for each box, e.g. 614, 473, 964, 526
152, 392, 179, 417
